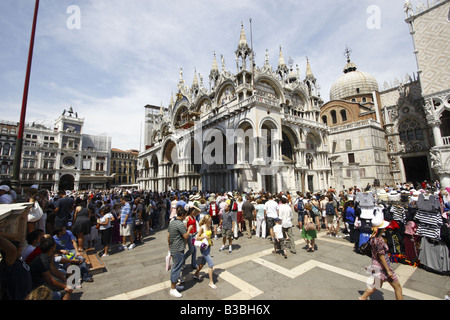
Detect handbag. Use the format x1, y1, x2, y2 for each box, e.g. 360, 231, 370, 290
28, 201, 43, 223
304, 215, 316, 231
165, 251, 172, 271
359, 239, 372, 257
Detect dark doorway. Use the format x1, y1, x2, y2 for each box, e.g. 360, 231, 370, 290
59, 174, 74, 191
308, 175, 314, 192
402, 156, 430, 185
265, 175, 273, 193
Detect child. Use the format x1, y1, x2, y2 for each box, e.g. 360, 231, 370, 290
273, 218, 288, 258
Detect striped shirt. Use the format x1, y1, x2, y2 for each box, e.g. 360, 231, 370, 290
120, 202, 132, 225
168, 219, 187, 253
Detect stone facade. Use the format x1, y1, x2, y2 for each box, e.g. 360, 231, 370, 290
1, 108, 113, 191
405, 0, 450, 186
138, 25, 331, 193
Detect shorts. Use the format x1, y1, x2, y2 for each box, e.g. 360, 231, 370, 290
120, 224, 132, 237
297, 211, 305, 222
266, 217, 276, 229
211, 215, 220, 225
326, 215, 335, 226
100, 228, 112, 246
222, 228, 233, 238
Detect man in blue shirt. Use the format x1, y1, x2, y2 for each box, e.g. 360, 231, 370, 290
120, 196, 135, 250
53, 227, 93, 283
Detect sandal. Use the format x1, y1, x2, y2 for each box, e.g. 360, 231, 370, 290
193, 274, 203, 280
209, 284, 217, 289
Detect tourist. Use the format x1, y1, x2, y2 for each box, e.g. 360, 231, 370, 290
236, 195, 244, 235
97, 205, 114, 257
278, 196, 296, 254
28, 236, 72, 300
254, 199, 266, 238
0, 234, 32, 300
319, 194, 328, 230
71, 198, 91, 252
53, 190, 74, 228
359, 216, 404, 300
169, 195, 179, 221
110, 202, 122, 244
344, 201, 358, 245
21, 229, 44, 262
0, 185, 13, 204
184, 206, 199, 269
264, 194, 279, 243
208, 194, 220, 240
120, 196, 135, 250
242, 195, 255, 238
193, 214, 216, 289
294, 192, 306, 230
219, 202, 234, 253
272, 218, 287, 258
168, 207, 193, 298
302, 203, 317, 252
325, 195, 339, 237
133, 198, 144, 244
52, 226, 93, 284
226, 192, 239, 239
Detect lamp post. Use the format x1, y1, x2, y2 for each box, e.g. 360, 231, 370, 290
12, 0, 40, 191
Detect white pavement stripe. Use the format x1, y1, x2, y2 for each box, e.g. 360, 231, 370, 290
220, 271, 264, 299
102, 231, 442, 301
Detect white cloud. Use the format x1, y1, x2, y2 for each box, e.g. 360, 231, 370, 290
0, 0, 419, 150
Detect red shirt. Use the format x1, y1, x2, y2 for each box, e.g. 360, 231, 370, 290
186, 216, 197, 234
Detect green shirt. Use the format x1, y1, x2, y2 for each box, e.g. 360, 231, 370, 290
168, 219, 187, 253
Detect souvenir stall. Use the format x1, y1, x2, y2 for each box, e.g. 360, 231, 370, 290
353, 188, 450, 275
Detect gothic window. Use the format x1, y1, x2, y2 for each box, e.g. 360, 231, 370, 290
322, 116, 328, 125
441, 110, 450, 137
340, 110, 347, 122
399, 119, 424, 142
2, 143, 10, 156
330, 110, 337, 124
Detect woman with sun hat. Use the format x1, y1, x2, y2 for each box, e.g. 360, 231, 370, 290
359, 216, 404, 300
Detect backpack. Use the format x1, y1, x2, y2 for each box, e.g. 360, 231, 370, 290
296, 198, 305, 212
230, 199, 237, 211
326, 201, 335, 216
209, 203, 217, 217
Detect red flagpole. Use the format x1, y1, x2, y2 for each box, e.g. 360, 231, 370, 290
12, 0, 40, 189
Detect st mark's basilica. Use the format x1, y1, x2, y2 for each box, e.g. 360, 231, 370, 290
137, 1, 450, 194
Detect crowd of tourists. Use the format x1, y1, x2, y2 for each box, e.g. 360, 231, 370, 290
0, 178, 449, 300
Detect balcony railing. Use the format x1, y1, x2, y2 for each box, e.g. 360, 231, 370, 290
443, 136, 450, 146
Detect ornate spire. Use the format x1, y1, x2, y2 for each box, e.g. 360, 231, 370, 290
305, 56, 315, 80
277, 45, 288, 78
235, 22, 252, 71
209, 52, 220, 89
264, 49, 270, 69
238, 21, 249, 50
192, 68, 199, 88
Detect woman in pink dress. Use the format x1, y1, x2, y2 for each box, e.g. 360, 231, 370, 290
359, 217, 404, 300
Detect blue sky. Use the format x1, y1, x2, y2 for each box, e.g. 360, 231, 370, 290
0, 0, 421, 150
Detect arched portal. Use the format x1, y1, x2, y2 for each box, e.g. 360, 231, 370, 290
59, 174, 74, 191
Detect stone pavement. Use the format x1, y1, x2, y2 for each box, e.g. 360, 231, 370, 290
75, 226, 449, 301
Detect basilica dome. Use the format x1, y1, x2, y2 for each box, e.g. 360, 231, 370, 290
330, 60, 379, 101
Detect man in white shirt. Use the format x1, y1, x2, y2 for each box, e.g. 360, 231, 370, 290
278, 196, 296, 254
264, 194, 279, 243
